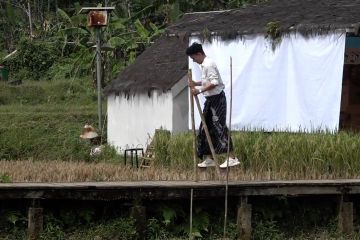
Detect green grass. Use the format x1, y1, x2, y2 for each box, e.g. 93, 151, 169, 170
0, 78, 97, 106
0, 110, 95, 160
0, 78, 113, 162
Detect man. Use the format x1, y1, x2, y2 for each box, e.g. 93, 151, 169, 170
186, 42, 240, 168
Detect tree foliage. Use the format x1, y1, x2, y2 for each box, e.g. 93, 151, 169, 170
0, 0, 261, 81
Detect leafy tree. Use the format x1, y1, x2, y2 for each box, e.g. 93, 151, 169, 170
1, 0, 263, 81
0, 1, 27, 52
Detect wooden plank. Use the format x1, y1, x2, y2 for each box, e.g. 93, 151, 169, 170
3, 179, 360, 188
0, 180, 360, 200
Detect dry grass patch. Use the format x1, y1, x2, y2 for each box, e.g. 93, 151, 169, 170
0, 159, 357, 183
0, 160, 195, 182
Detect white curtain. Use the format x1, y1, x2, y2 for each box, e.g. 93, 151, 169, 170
189, 32, 346, 132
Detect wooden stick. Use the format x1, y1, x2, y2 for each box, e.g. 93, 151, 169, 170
193, 94, 222, 181
188, 69, 198, 182
188, 69, 195, 240
190, 188, 194, 240
224, 56, 233, 237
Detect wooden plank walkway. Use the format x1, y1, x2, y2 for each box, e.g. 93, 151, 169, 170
4, 179, 359, 239
1, 179, 360, 200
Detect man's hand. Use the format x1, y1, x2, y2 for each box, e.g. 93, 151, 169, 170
188, 78, 196, 87
187, 69, 194, 87
191, 87, 200, 96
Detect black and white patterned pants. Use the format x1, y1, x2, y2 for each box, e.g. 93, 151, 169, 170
197, 91, 233, 159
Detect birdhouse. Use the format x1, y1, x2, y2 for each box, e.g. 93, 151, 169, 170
88, 11, 108, 26
79, 7, 115, 27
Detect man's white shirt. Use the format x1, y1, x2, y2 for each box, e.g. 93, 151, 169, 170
200, 57, 224, 96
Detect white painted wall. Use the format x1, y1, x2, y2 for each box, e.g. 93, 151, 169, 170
171, 76, 189, 133
107, 91, 173, 152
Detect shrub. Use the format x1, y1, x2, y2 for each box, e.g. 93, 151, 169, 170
4, 38, 60, 81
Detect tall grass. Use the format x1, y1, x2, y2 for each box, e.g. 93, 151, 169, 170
153, 130, 360, 180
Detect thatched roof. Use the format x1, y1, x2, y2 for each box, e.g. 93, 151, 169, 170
104, 35, 188, 95
106, 0, 360, 95
167, 0, 360, 37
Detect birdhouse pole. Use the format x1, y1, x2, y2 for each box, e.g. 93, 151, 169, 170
79, 7, 114, 132
95, 27, 102, 131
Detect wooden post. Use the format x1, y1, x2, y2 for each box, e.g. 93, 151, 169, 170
188, 69, 198, 182
188, 69, 197, 239
131, 205, 146, 240
237, 197, 252, 240
338, 196, 353, 234
28, 200, 43, 240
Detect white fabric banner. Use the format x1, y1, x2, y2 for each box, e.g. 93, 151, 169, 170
189, 33, 346, 132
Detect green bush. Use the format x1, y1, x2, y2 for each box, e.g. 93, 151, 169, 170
39, 214, 137, 240
0, 209, 27, 240
4, 38, 60, 80
253, 220, 285, 240
67, 217, 138, 240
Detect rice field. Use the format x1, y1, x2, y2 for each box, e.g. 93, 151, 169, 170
151, 130, 360, 181
1, 130, 360, 182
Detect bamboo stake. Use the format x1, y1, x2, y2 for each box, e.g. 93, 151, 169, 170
190, 188, 194, 240
193, 95, 222, 180
188, 69, 196, 240
188, 69, 198, 182
224, 56, 233, 237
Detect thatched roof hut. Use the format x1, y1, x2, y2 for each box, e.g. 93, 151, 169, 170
106, 0, 360, 151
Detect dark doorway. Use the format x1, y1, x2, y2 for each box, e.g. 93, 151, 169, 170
340, 40, 360, 130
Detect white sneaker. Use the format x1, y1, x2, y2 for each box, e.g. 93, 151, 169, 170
220, 157, 240, 168
197, 158, 216, 168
